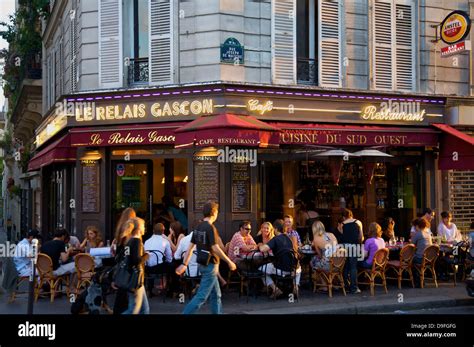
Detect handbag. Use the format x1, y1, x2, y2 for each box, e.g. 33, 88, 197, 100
114, 256, 143, 292
196, 249, 211, 266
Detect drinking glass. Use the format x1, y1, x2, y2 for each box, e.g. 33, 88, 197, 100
400, 237, 405, 244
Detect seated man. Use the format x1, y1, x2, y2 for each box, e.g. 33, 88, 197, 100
14, 229, 40, 277
40, 228, 76, 276
258, 227, 301, 298
227, 221, 258, 268
174, 230, 198, 277
144, 223, 172, 269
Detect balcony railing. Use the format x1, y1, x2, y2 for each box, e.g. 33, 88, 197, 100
297, 57, 317, 85
20, 53, 42, 81
127, 57, 149, 86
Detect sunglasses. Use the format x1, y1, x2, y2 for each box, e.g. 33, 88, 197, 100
244, 227, 252, 231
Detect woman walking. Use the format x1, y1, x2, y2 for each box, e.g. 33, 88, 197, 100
122, 217, 150, 314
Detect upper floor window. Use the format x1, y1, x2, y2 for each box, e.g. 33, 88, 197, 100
98, 0, 173, 89
272, 0, 342, 87
372, 0, 416, 91
124, 0, 149, 85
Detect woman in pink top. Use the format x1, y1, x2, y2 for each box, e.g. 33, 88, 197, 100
358, 222, 386, 269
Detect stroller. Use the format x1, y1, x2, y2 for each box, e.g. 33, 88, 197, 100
71, 265, 115, 314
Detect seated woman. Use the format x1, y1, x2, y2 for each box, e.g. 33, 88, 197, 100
167, 221, 186, 254
310, 220, 337, 272
358, 222, 386, 269
80, 225, 104, 252
255, 222, 275, 247
381, 217, 396, 242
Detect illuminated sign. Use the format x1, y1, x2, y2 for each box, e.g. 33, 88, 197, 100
360, 105, 426, 122
440, 11, 471, 44
247, 99, 273, 115
68, 98, 214, 123
35, 113, 67, 148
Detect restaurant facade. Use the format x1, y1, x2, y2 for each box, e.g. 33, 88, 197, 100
27, 82, 474, 242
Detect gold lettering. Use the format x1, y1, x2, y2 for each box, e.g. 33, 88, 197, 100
138, 104, 146, 118
162, 102, 172, 117
90, 134, 103, 145
151, 103, 161, 117
106, 106, 116, 120
190, 100, 202, 115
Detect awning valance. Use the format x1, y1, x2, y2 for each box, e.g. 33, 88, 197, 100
28, 135, 76, 171
432, 123, 474, 170
69, 122, 186, 147
270, 122, 439, 147
174, 114, 280, 148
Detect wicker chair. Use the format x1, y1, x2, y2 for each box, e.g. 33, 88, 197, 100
357, 248, 389, 296
74, 253, 95, 294
35, 253, 70, 302
312, 247, 347, 298
386, 244, 416, 289
414, 245, 439, 288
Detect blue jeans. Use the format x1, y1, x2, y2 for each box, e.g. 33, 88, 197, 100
183, 263, 222, 314
122, 285, 150, 314
344, 256, 359, 292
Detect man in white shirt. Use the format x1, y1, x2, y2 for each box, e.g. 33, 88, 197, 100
174, 231, 198, 277
437, 211, 462, 242
14, 230, 40, 277
144, 223, 172, 266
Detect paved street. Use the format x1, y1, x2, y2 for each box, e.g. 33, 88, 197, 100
1, 278, 472, 315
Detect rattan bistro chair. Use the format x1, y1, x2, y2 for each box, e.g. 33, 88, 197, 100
414, 245, 440, 288
35, 253, 70, 302
386, 244, 416, 289
74, 253, 95, 294
312, 247, 347, 298
357, 248, 389, 296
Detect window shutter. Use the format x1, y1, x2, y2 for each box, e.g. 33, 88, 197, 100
99, 0, 123, 88
272, 0, 296, 85
149, 0, 173, 86
318, 0, 341, 87
395, 0, 415, 91
373, 0, 393, 90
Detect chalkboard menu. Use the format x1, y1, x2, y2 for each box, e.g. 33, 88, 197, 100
193, 161, 219, 211
82, 161, 100, 213
232, 163, 251, 212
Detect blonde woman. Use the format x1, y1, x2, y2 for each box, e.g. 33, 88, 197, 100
80, 225, 104, 251
310, 221, 337, 272
112, 220, 135, 314
255, 222, 275, 246
122, 217, 150, 315
112, 207, 136, 255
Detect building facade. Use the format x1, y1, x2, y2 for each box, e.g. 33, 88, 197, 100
23, 0, 474, 243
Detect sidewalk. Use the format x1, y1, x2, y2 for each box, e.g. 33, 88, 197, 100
0, 280, 472, 315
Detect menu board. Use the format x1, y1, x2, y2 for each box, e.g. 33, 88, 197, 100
82, 161, 100, 213
193, 161, 219, 211
232, 163, 251, 212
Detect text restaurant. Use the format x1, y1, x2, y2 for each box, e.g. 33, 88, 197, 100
28, 83, 474, 242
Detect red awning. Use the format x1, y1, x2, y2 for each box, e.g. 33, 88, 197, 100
69, 122, 186, 147
432, 123, 474, 170
270, 122, 439, 147
28, 135, 76, 171
174, 114, 280, 148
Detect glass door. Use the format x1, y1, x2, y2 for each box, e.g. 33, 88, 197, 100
112, 160, 153, 237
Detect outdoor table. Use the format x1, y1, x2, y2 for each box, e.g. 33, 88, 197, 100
386, 242, 406, 260
299, 247, 316, 287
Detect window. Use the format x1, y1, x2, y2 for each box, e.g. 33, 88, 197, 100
272, 0, 342, 87
372, 0, 415, 91
124, 0, 149, 85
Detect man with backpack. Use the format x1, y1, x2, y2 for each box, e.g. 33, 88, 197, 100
341, 209, 364, 294
176, 201, 236, 314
